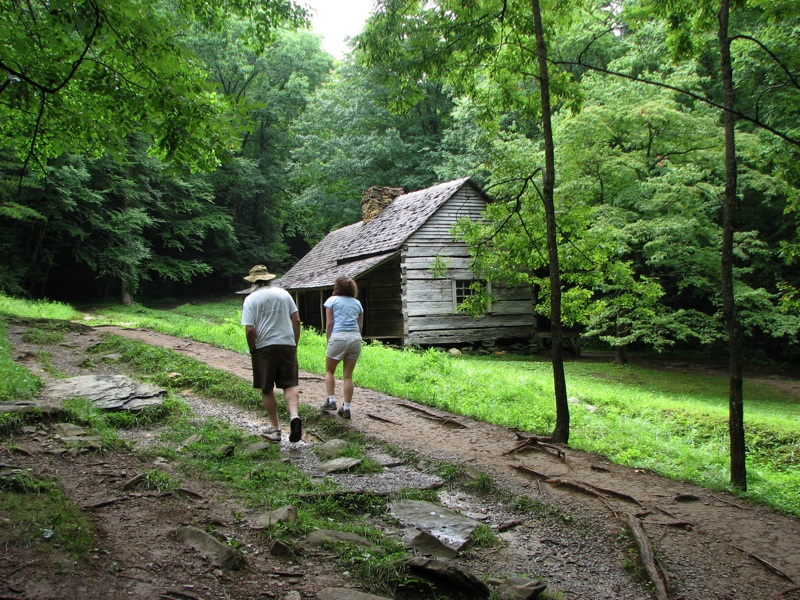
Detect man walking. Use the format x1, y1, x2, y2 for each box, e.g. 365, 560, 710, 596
241, 265, 303, 443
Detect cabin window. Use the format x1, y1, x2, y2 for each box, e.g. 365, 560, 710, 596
452, 279, 491, 313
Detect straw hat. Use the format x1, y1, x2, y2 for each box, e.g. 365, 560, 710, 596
243, 265, 276, 283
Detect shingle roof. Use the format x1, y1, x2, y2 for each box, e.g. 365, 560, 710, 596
273, 222, 396, 290
342, 177, 470, 261
275, 177, 474, 290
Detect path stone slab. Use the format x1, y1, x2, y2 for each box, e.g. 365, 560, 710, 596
389, 499, 480, 550
305, 529, 372, 548
318, 457, 362, 473
407, 557, 490, 598
317, 588, 392, 600
175, 525, 244, 570
40, 374, 166, 412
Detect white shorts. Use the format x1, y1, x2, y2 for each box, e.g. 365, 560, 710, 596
326, 331, 362, 361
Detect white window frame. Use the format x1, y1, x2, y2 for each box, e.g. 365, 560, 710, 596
452, 279, 492, 313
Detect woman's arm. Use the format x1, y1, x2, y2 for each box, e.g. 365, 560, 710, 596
325, 307, 334, 340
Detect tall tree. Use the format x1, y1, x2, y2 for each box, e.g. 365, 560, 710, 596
718, 0, 746, 490
359, 0, 576, 442
0, 0, 307, 174
289, 59, 453, 244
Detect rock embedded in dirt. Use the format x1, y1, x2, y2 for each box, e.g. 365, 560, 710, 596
175, 525, 244, 570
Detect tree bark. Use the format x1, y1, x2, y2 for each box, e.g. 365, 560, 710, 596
532, 0, 569, 444
718, 0, 746, 490
121, 278, 133, 306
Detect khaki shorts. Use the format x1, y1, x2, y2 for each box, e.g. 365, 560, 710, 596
326, 331, 362, 361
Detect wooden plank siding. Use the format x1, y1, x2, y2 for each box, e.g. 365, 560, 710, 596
358, 255, 403, 339
400, 186, 535, 346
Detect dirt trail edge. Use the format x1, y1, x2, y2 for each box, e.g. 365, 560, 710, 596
5, 323, 800, 600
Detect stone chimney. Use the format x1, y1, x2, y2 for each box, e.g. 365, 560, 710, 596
361, 186, 405, 223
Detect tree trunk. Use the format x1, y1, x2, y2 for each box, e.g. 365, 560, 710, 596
614, 345, 628, 365
718, 0, 746, 490
121, 278, 133, 306
532, 0, 569, 444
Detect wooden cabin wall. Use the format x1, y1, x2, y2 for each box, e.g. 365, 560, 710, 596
357, 255, 403, 339
401, 184, 535, 346
294, 289, 325, 333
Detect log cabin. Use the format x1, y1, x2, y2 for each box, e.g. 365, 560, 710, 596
274, 177, 536, 347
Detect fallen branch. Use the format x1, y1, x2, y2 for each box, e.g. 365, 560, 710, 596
711, 494, 744, 509
654, 505, 678, 519
510, 463, 551, 480
159, 591, 202, 600
547, 478, 642, 506
779, 584, 800, 596
120, 473, 147, 491
496, 519, 525, 532
366, 413, 398, 425
117, 573, 153, 584
545, 478, 619, 516
8, 447, 33, 457
625, 513, 669, 600
644, 521, 693, 529
174, 487, 203, 499
731, 544, 795, 583
83, 497, 128, 510
397, 403, 467, 428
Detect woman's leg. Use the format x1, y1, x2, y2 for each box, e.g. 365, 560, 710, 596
325, 356, 340, 397
342, 357, 357, 404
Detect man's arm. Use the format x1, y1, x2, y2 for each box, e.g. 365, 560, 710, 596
245, 325, 257, 353
291, 312, 301, 345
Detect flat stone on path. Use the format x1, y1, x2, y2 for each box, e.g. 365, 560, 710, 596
253, 505, 298, 529
305, 529, 372, 548
40, 374, 166, 412
407, 557, 490, 598
318, 457, 362, 473
389, 499, 481, 550
175, 525, 244, 570
243, 441, 274, 455
317, 588, 392, 600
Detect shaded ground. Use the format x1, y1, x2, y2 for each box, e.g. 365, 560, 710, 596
2, 322, 800, 600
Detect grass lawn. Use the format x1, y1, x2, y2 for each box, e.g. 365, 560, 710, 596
3, 294, 799, 516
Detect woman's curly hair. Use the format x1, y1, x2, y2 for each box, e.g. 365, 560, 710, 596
333, 276, 358, 298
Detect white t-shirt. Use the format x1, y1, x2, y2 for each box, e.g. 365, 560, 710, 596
241, 286, 298, 348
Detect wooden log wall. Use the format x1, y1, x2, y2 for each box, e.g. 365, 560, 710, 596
401, 184, 535, 346
358, 255, 403, 339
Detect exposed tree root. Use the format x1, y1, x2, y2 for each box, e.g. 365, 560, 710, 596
625, 513, 670, 600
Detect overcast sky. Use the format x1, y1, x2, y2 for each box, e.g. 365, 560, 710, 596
303, 0, 375, 59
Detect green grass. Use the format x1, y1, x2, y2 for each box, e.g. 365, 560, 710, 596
0, 319, 43, 404
3, 296, 799, 516
0, 473, 95, 556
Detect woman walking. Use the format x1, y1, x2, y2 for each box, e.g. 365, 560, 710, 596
320, 276, 363, 419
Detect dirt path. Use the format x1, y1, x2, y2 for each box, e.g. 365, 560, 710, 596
3, 323, 800, 600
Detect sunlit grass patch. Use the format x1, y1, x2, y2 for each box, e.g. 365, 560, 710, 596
0, 473, 95, 556
0, 319, 43, 402
85, 335, 262, 410
0, 294, 83, 321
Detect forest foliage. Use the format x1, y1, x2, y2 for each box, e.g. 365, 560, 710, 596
1, 0, 799, 363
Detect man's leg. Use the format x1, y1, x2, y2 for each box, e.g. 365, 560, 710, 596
284, 385, 303, 442
262, 388, 279, 428
283, 385, 300, 416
